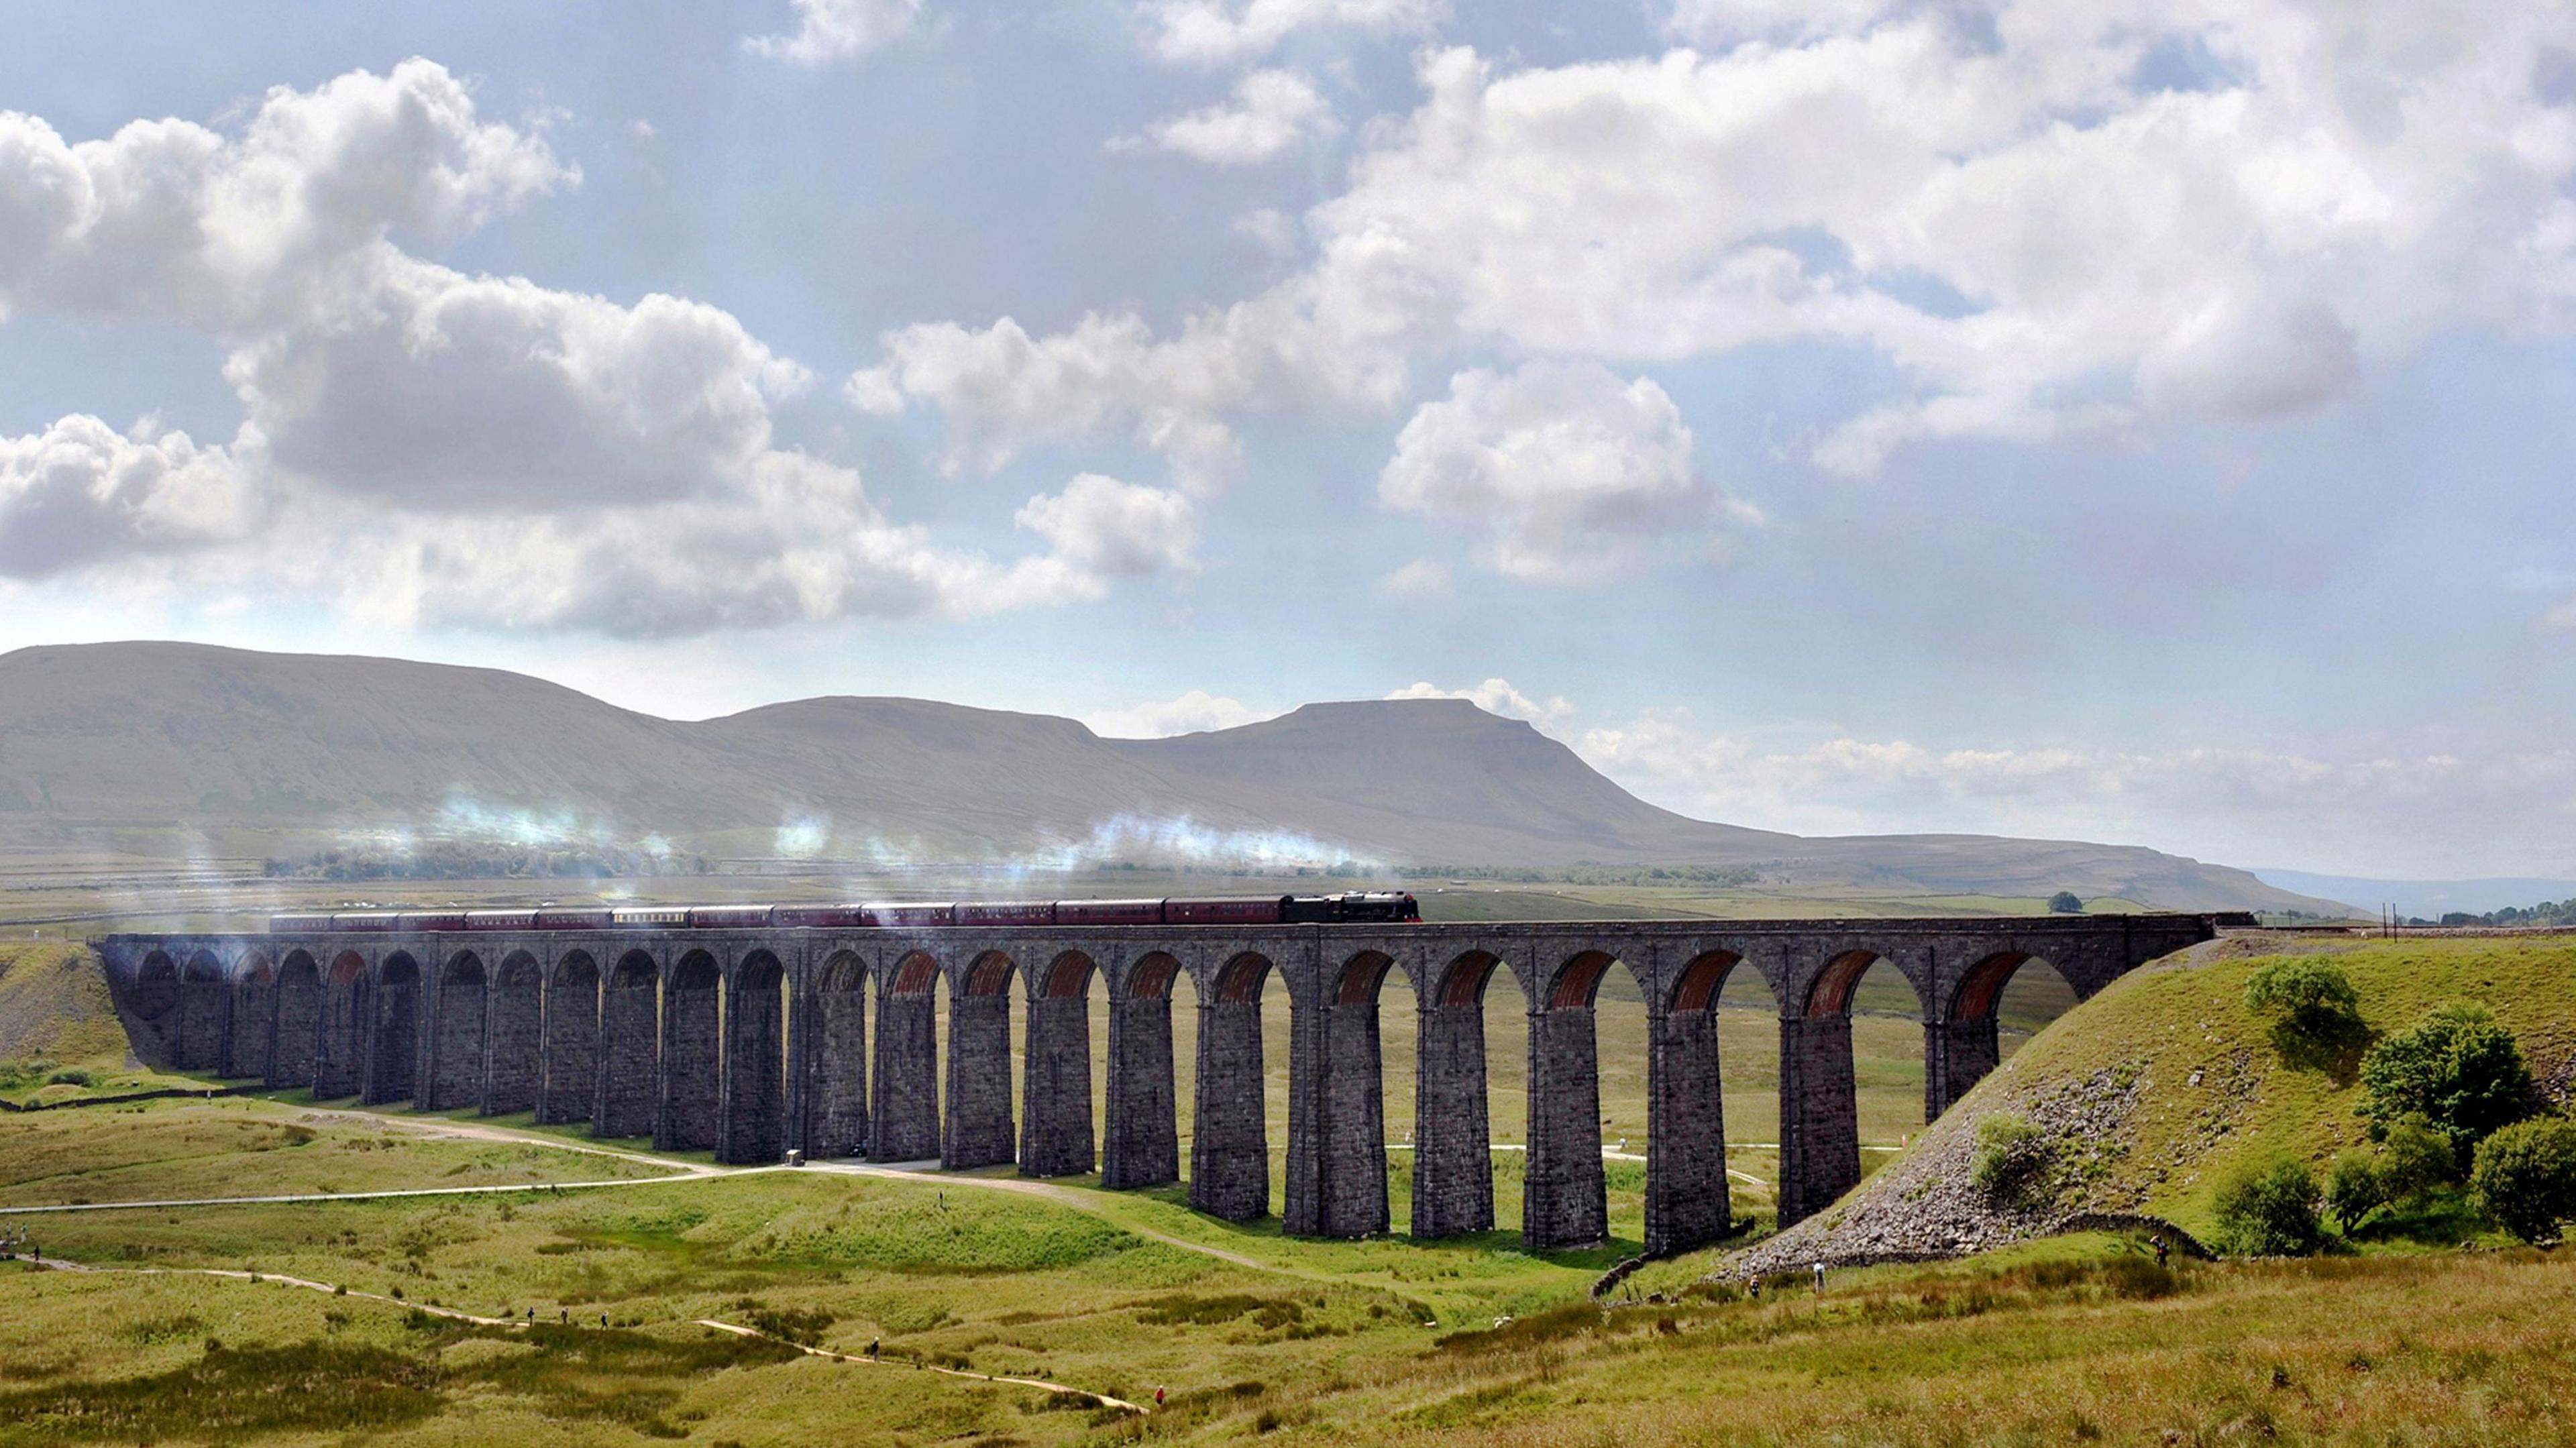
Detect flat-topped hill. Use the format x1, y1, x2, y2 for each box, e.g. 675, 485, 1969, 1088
0, 641, 2332, 911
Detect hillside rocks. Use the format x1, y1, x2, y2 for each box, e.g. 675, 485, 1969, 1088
1730, 1064, 2166, 1274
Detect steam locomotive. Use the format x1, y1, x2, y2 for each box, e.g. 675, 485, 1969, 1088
266, 891, 1421, 935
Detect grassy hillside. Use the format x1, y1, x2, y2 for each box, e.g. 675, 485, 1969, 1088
0, 942, 129, 1068
2010, 936, 2575, 1232
1746, 935, 2576, 1264
0, 641, 2336, 908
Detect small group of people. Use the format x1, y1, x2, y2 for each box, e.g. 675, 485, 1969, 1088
1740, 1262, 1830, 1300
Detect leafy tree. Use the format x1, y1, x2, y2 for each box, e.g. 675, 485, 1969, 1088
2378, 1115, 2459, 1195
2212, 1154, 2324, 1257
1970, 1112, 2057, 1207
2243, 958, 2370, 1071
2046, 891, 2084, 914
2322, 1150, 2387, 1234
2469, 1116, 2576, 1244
2359, 1005, 2534, 1154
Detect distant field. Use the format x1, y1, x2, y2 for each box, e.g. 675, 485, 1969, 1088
0, 862, 2166, 940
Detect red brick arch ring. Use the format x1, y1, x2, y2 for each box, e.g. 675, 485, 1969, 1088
1667, 949, 1746, 1013
1432, 951, 1506, 1007
1124, 952, 1183, 1001
1544, 950, 1635, 1011
1042, 951, 1097, 999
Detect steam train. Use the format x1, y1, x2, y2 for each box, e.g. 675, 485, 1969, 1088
266, 891, 1421, 935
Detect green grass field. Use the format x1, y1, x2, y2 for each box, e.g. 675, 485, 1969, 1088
5, 1146, 2573, 1445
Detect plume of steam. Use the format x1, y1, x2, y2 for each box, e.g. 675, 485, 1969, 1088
774, 811, 832, 858
827, 812, 1381, 879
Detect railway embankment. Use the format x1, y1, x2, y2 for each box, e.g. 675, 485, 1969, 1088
1731, 932, 2576, 1272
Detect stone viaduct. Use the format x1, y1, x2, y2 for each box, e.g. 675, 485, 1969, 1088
96, 913, 2215, 1255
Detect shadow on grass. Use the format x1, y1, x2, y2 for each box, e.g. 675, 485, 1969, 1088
2348, 1190, 2490, 1249
0, 1312, 807, 1444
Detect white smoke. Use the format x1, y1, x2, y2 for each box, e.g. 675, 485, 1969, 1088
1055, 813, 1378, 872
773, 811, 833, 858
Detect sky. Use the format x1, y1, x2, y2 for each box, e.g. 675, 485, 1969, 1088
0, 0, 2571, 881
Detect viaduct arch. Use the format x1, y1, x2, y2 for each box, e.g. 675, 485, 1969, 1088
94, 913, 2217, 1256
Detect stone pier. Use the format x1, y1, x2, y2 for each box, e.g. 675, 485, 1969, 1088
95, 912, 2220, 1254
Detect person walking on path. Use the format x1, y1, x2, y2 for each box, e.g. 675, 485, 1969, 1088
2151, 1235, 2169, 1268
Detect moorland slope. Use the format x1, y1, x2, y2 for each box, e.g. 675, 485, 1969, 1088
0, 643, 2333, 910
1743, 934, 2576, 1267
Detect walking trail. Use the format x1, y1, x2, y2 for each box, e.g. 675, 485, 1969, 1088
0, 1104, 1287, 1276
17, 1255, 1140, 1415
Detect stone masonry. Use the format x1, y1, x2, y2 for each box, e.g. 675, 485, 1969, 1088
1020, 957, 1097, 1177
483, 954, 542, 1115
538, 955, 598, 1125
95, 913, 2217, 1255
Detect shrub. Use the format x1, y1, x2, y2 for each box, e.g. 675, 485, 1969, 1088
2212, 1154, 2323, 1257
2378, 1115, 2459, 1196
2243, 959, 2370, 1070
2322, 1150, 2387, 1234
2469, 1115, 2576, 1244
2359, 1005, 2532, 1153
1970, 1113, 2057, 1208
2047, 891, 2083, 914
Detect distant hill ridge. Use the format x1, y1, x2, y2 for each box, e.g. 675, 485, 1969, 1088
0, 642, 2332, 911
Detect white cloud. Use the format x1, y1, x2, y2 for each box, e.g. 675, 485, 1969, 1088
1379, 360, 1735, 580
1014, 472, 1198, 577
2546, 596, 2576, 631
1133, 70, 1336, 166
863, 7, 2576, 488
1085, 689, 1277, 737
0, 415, 260, 579
0, 62, 1182, 638
1234, 206, 1297, 254
1574, 712, 2576, 879
848, 300, 1385, 494
744, 0, 924, 66
232, 252, 812, 510
1664, 0, 1888, 47
337, 450, 1075, 636
0, 58, 572, 329
1377, 557, 1449, 596
1387, 676, 1575, 729
1142, 0, 1445, 67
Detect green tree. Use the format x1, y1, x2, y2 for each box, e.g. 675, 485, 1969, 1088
2359, 1005, 2534, 1154
2046, 891, 2083, 913
2243, 958, 2370, 1071
2378, 1115, 2459, 1196
2469, 1116, 2576, 1244
2212, 1154, 2324, 1257
2321, 1150, 2387, 1234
